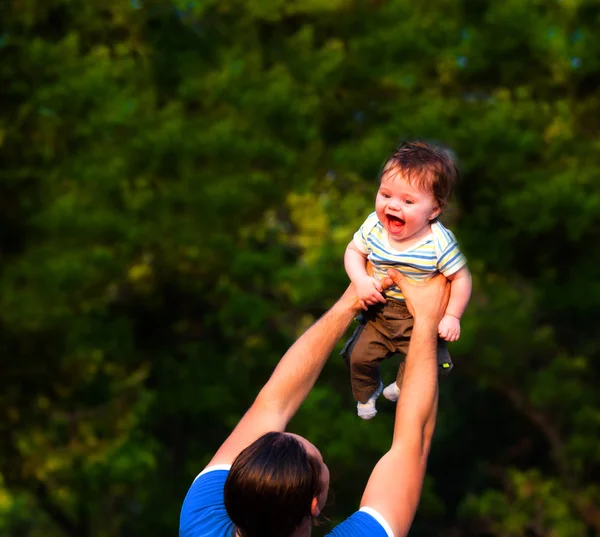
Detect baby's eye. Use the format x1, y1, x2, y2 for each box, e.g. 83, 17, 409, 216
381, 193, 391, 199
404, 199, 414, 205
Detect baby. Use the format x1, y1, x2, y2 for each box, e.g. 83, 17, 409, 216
341, 141, 472, 419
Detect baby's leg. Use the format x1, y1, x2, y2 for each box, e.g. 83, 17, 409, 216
436, 339, 454, 375
396, 339, 453, 382
341, 302, 397, 419
379, 301, 413, 401
382, 360, 406, 402
395, 360, 407, 386
346, 321, 393, 403
384, 338, 454, 402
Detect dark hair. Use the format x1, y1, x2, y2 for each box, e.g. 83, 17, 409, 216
224, 432, 323, 537
381, 140, 459, 211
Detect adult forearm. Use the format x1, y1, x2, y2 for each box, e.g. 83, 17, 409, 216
256, 293, 358, 425
392, 319, 439, 450
205, 286, 361, 468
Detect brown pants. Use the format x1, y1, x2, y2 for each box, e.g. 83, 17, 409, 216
340, 299, 453, 403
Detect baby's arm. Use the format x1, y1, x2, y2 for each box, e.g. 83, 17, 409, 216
345, 240, 387, 310
438, 265, 472, 342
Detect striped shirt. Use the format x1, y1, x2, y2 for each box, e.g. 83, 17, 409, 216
353, 212, 467, 301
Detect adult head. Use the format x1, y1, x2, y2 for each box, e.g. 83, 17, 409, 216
224, 432, 329, 537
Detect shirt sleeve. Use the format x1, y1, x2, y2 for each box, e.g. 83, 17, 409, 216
352, 212, 380, 255
179, 468, 235, 537
435, 228, 467, 277
326, 507, 393, 537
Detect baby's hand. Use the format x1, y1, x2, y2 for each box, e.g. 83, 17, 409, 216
438, 314, 460, 342
355, 276, 386, 311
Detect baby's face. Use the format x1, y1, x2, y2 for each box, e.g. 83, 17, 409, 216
375, 167, 440, 247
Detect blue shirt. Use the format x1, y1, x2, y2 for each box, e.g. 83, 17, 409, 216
180, 466, 394, 537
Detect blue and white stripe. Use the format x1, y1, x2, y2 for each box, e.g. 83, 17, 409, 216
353, 212, 467, 301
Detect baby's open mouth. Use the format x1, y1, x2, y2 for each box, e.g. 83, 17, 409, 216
387, 215, 405, 233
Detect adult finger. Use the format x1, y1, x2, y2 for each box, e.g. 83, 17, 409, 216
390, 270, 450, 323
385, 268, 406, 288
380, 275, 394, 290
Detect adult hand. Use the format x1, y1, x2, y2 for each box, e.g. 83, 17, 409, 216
383, 269, 450, 323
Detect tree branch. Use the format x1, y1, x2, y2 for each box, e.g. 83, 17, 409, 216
35, 482, 78, 537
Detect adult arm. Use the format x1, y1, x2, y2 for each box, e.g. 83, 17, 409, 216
205, 283, 364, 468
360, 269, 450, 537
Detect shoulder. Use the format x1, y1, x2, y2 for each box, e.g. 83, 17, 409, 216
431, 221, 467, 276
179, 466, 234, 537
358, 212, 381, 237
431, 220, 458, 245
430, 220, 461, 255
326, 507, 393, 537
353, 212, 383, 253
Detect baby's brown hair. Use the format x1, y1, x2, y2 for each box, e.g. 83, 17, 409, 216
381, 140, 459, 211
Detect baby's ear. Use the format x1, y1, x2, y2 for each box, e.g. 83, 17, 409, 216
430, 205, 441, 220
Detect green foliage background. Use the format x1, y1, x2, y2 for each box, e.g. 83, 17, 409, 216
1, 0, 600, 535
